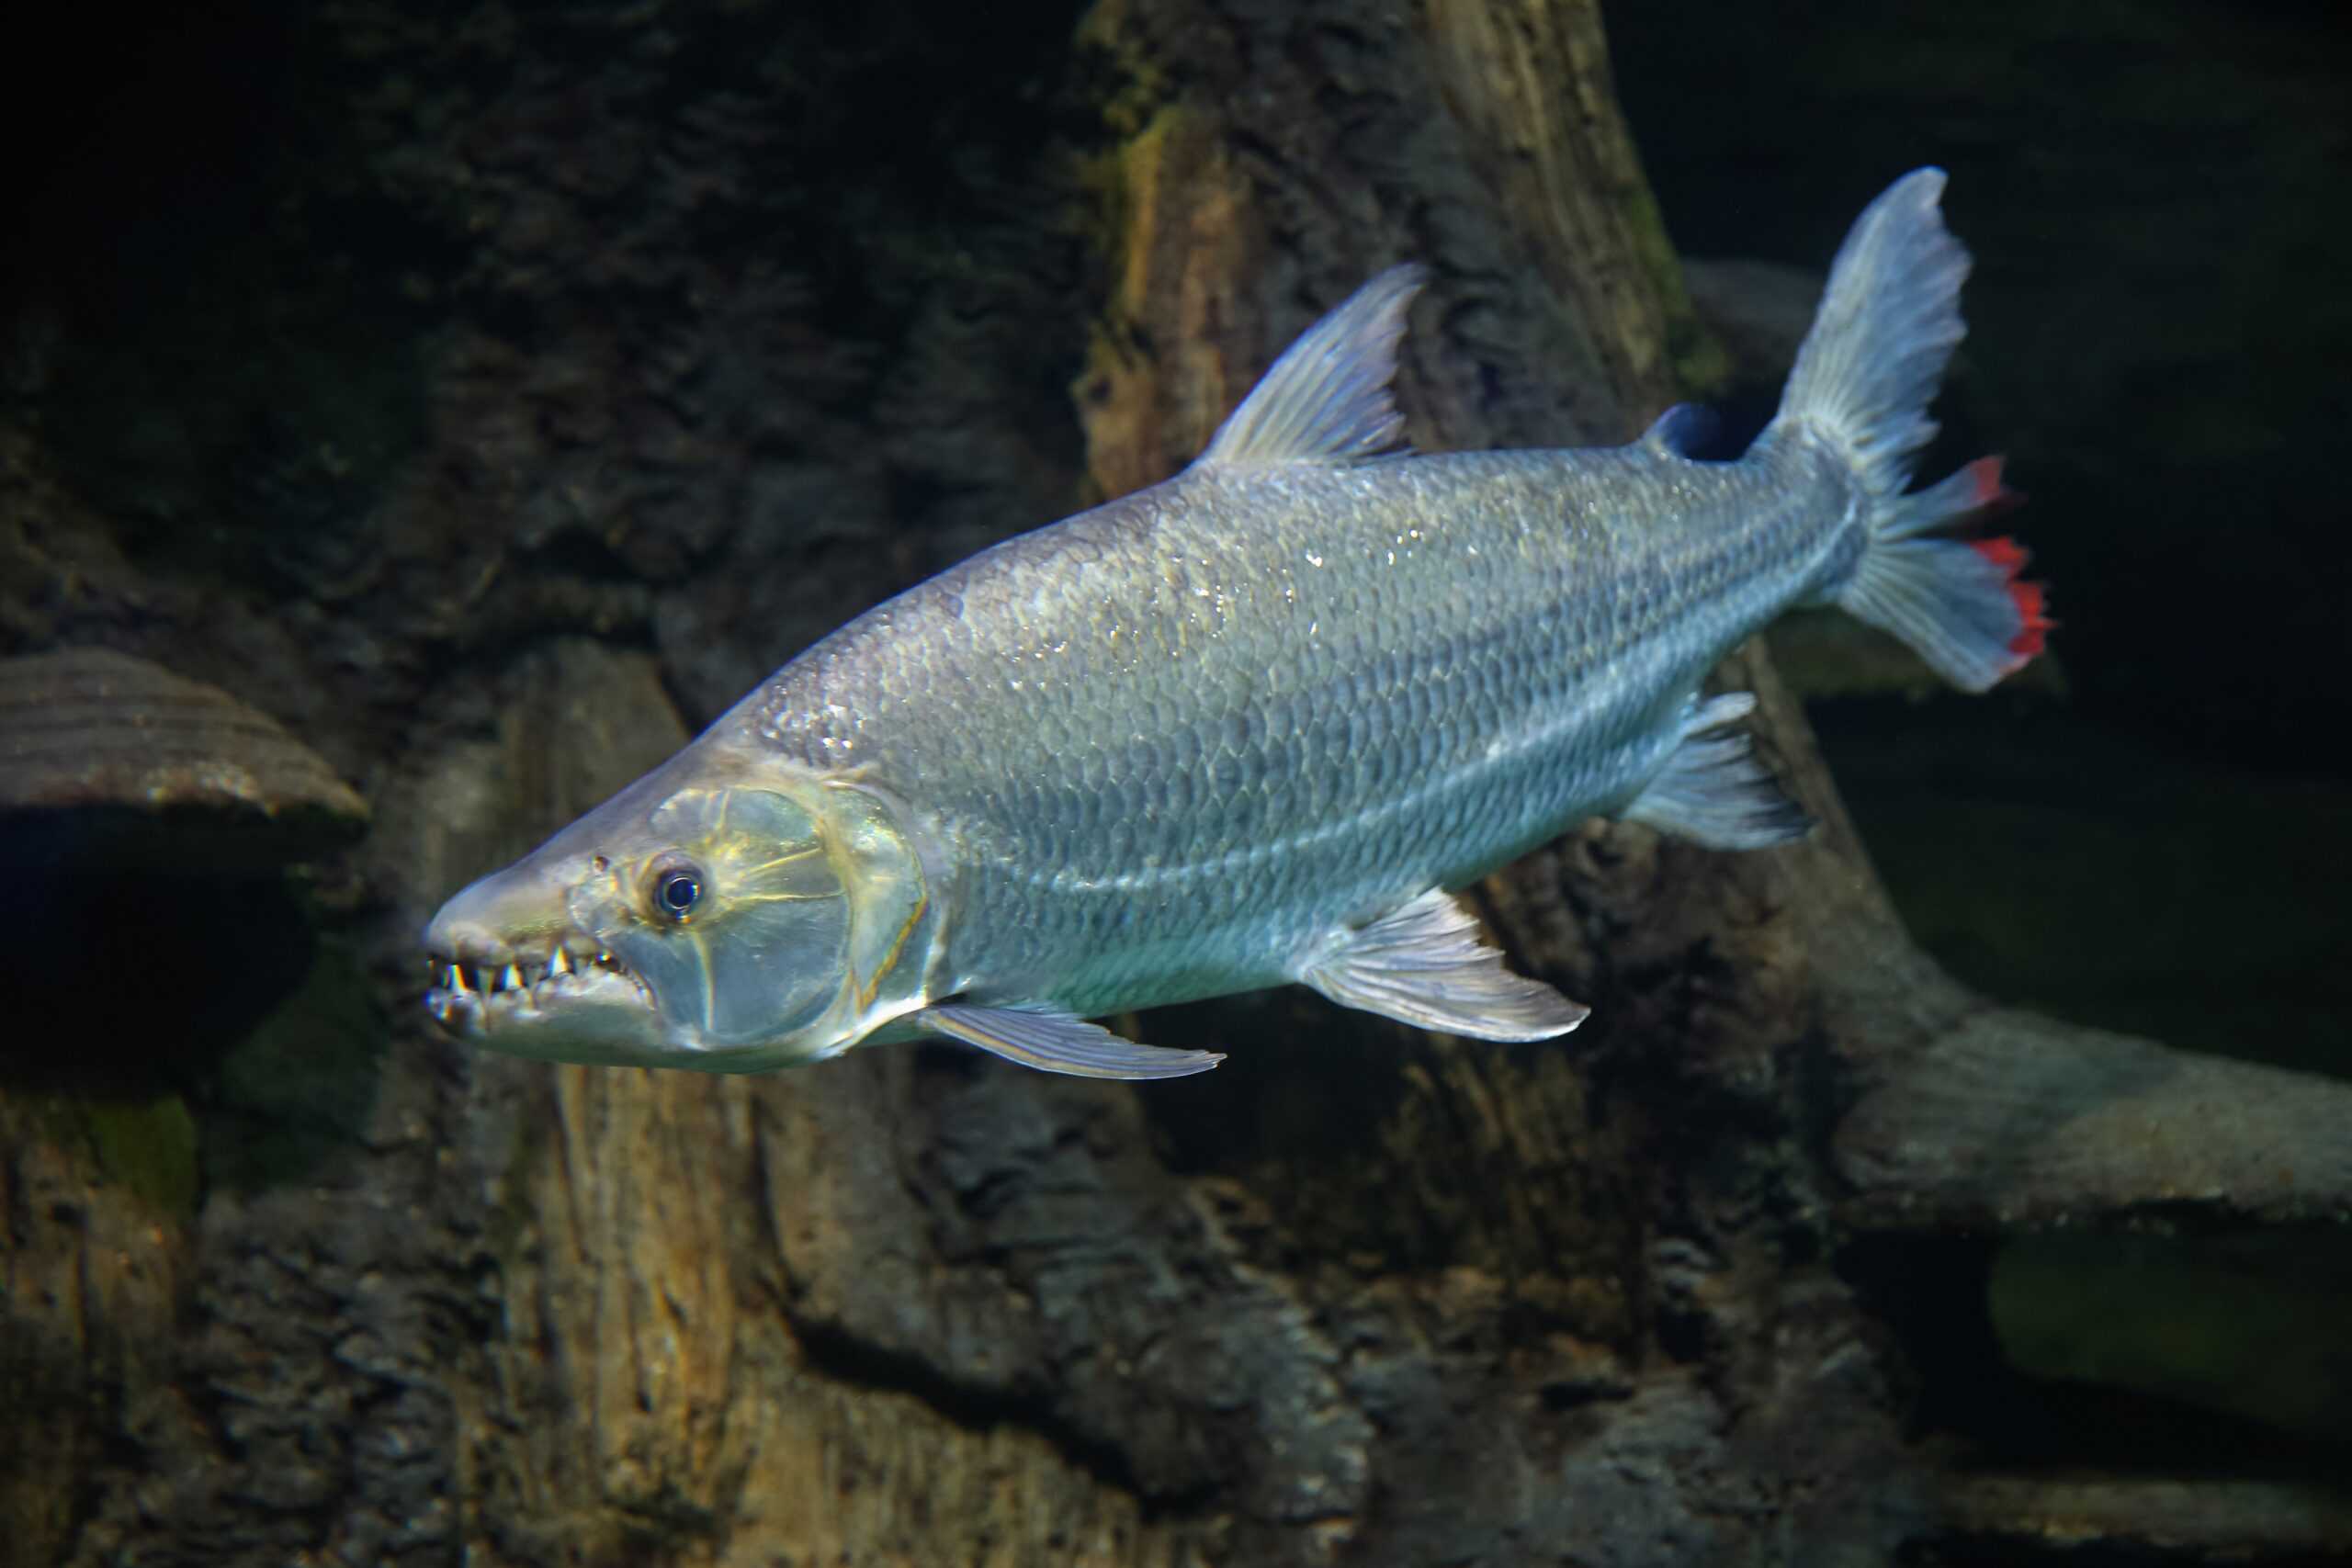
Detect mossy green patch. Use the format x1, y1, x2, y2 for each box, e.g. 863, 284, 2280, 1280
1069, 0, 1185, 288
203, 937, 385, 1191
81, 1094, 202, 1221
16, 1090, 203, 1223
1074, 102, 1188, 288
1073, 0, 1171, 142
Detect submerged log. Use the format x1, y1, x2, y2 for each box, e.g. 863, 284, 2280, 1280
1838, 1009, 2352, 1233
1942, 1475, 2352, 1561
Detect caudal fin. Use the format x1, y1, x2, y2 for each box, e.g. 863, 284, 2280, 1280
1768, 167, 2049, 692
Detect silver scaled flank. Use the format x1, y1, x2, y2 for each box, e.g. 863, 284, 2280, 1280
423, 167, 2039, 1079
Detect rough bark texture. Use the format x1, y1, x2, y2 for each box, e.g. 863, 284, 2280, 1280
2, 2, 2346, 1566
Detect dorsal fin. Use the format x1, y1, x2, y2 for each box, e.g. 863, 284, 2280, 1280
1194, 265, 1427, 469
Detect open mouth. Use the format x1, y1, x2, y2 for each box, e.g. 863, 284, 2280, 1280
423, 941, 650, 1030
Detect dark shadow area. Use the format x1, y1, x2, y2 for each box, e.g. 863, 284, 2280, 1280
0, 870, 313, 1100
1609, 0, 2352, 779
1811, 697, 2351, 1079
0, 859, 384, 1194
1840, 1233, 2349, 1480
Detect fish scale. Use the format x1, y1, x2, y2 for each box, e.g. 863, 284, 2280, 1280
741, 440, 1848, 1019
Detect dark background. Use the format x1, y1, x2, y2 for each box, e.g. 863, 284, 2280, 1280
1613, 0, 2351, 774
1608, 0, 2352, 1076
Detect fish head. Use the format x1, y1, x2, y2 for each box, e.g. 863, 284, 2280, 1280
422, 742, 939, 1072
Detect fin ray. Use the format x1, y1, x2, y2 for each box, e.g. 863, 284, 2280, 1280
1841, 535, 2047, 692
1620, 692, 1811, 849
1195, 265, 1426, 468
1299, 887, 1588, 1042
1766, 168, 2048, 690
914, 1003, 1224, 1080
1769, 166, 1967, 504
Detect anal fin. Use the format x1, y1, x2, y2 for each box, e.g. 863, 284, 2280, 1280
1620, 692, 1811, 850
1299, 887, 1589, 1042
913, 1003, 1224, 1080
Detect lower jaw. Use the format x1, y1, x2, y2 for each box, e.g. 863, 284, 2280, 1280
425, 976, 660, 1044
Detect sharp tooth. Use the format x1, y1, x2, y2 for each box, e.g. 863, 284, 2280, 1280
502, 964, 522, 992
548, 950, 571, 977
598, 950, 613, 966
448, 964, 470, 994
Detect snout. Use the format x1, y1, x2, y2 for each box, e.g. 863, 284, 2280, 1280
424, 862, 580, 964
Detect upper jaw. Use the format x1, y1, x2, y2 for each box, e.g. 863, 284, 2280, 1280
423, 858, 584, 968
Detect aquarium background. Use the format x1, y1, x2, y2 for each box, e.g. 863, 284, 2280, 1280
1611, 0, 2352, 1078
1, 1, 2346, 1564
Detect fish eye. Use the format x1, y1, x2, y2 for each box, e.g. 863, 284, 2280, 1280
646, 859, 704, 924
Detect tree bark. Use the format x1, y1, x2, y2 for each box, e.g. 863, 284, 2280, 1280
3, 2, 2347, 1565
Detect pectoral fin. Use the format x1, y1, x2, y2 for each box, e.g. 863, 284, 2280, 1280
913, 1004, 1226, 1080
1299, 887, 1589, 1042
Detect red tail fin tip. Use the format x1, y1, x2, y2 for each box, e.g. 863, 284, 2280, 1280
1969, 535, 2052, 658
1964, 456, 2009, 508
1960, 456, 2027, 517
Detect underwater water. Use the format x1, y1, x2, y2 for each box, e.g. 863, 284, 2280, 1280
1613, 0, 2352, 1515
2, 1, 2347, 1564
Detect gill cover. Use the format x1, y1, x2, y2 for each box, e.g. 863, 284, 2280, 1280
568, 783, 933, 1055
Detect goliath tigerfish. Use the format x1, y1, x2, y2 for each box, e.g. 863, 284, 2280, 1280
424, 168, 2045, 1079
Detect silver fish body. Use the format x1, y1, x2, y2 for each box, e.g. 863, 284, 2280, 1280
424, 168, 2043, 1078
744, 438, 1850, 1021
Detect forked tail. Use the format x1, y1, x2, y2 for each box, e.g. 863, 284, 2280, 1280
1766, 167, 2049, 691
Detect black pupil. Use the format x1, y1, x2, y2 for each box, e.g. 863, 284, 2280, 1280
659, 871, 700, 914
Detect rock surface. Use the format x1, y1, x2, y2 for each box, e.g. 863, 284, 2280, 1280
0, 647, 368, 869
